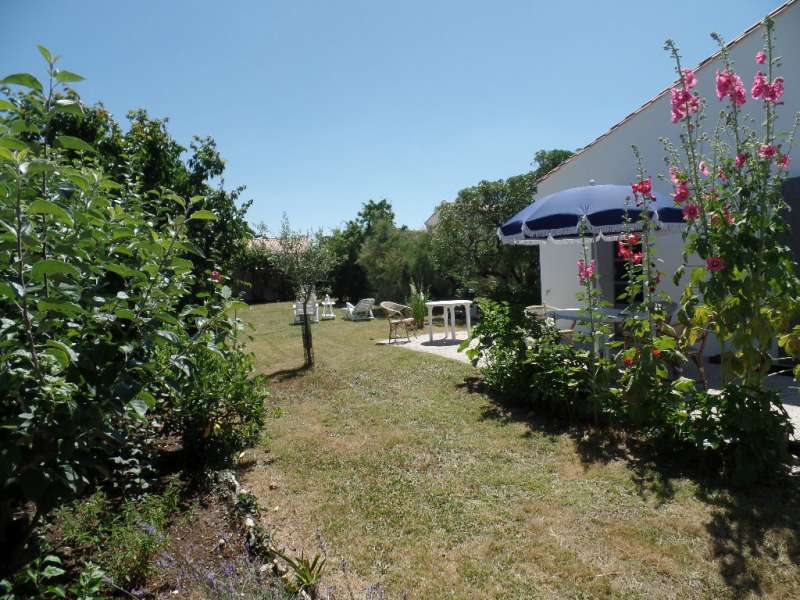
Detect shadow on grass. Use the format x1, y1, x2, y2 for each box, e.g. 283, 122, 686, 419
459, 374, 800, 598
267, 364, 311, 382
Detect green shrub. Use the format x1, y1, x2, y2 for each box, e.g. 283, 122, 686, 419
408, 280, 428, 328
668, 383, 794, 485
168, 347, 268, 463
0, 49, 257, 550
49, 481, 180, 589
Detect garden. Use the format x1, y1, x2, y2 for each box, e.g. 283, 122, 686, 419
1, 12, 800, 600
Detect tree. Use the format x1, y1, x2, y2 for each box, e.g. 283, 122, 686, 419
430, 149, 573, 304
273, 218, 339, 367
327, 199, 395, 302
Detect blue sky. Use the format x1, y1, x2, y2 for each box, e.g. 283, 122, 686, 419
2, 1, 780, 232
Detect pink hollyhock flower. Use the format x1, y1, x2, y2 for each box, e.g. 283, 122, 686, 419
706, 257, 726, 272
577, 259, 596, 284
735, 153, 747, 168
752, 71, 768, 99
716, 69, 746, 105
717, 167, 728, 183
723, 206, 734, 225
669, 166, 684, 186
681, 68, 697, 89
699, 161, 710, 177
632, 252, 642, 265
759, 144, 777, 158
778, 153, 791, 170
756, 50, 767, 64
672, 180, 690, 204
670, 87, 699, 123
765, 77, 784, 102
682, 203, 700, 221
210, 270, 222, 282
617, 241, 632, 260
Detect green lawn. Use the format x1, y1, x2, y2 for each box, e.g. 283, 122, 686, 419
242, 302, 800, 599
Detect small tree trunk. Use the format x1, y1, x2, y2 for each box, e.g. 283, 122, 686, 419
302, 297, 314, 367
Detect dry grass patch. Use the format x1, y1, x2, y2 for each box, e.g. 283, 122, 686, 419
241, 302, 800, 599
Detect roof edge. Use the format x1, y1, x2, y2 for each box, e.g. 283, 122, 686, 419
534, 0, 797, 187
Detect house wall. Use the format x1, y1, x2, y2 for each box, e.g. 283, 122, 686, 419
534, 1, 800, 330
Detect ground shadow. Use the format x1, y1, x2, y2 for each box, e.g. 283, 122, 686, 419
267, 364, 310, 382
458, 374, 800, 597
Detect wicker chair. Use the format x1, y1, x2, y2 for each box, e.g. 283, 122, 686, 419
380, 301, 416, 343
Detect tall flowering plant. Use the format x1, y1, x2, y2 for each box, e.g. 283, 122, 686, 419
613, 156, 677, 426
664, 17, 800, 388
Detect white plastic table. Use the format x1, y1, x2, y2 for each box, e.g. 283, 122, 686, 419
426, 300, 472, 342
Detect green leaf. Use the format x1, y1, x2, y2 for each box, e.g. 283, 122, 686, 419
37, 299, 84, 317
128, 398, 148, 419
155, 329, 179, 344
0, 99, 17, 111
155, 311, 179, 326
0, 147, 14, 162
37, 45, 54, 63
55, 135, 95, 153
105, 262, 141, 279
29, 199, 73, 226
189, 209, 217, 221
0, 137, 28, 151
114, 308, 136, 320
31, 259, 80, 281
1, 73, 43, 93
54, 69, 84, 83
54, 98, 83, 116
41, 565, 65, 578
45, 339, 79, 367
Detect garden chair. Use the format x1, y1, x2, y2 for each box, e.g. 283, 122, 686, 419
291, 292, 319, 324
526, 304, 577, 344
343, 298, 375, 321
380, 301, 416, 343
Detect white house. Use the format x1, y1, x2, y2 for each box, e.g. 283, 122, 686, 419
534, 0, 800, 313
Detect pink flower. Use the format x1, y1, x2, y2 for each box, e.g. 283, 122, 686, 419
681, 68, 697, 89
672, 180, 690, 204
752, 71, 768, 99
766, 77, 784, 102
778, 153, 791, 170
699, 161, 710, 177
706, 257, 725, 272
211, 270, 222, 282
670, 87, 699, 123
759, 144, 777, 159
717, 167, 728, 183
755, 50, 767, 64
682, 203, 700, 221
735, 153, 747, 168
577, 259, 596, 284
716, 69, 746, 105
632, 252, 642, 265
753, 73, 784, 102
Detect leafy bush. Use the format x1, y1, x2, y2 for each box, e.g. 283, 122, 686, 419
408, 280, 428, 328
49, 481, 180, 589
668, 382, 794, 485
0, 555, 108, 600
0, 48, 264, 554
167, 346, 268, 463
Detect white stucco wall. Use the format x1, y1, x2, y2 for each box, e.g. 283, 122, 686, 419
535, 1, 800, 314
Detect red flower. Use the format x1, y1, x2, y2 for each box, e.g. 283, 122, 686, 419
623, 355, 634, 367
652, 348, 662, 359
631, 177, 653, 199
682, 203, 700, 221
632, 252, 642, 265
706, 257, 725, 272
211, 270, 222, 282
